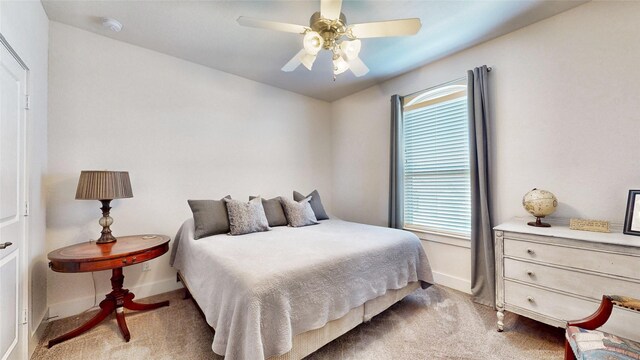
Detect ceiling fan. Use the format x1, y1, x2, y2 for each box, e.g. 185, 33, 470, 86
237, 0, 421, 79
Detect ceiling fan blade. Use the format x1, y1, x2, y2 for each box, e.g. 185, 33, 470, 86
321, 0, 342, 20
237, 16, 308, 34
281, 49, 306, 72
300, 53, 318, 70
348, 57, 369, 77
349, 18, 421, 38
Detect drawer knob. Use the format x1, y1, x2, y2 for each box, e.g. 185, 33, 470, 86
526, 270, 534, 276
122, 259, 128, 264
527, 296, 534, 303
526, 249, 535, 255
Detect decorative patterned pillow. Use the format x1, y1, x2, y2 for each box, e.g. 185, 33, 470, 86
566, 326, 640, 360
224, 197, 270, 235
281, 196, 319, 227
249, 196, 287, 227
188, 196, 231, 239
293, 189, 329, 220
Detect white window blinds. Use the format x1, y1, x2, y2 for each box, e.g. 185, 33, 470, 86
402, 81, 471, 238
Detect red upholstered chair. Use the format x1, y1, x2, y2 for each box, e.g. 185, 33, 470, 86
564, 295, 640, 360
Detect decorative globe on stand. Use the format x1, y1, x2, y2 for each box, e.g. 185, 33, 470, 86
522, 188, 558, 227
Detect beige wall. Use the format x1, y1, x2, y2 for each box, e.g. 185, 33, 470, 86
330, 1, 640, 293
0, 0, 49, 355
47, 22, 333, 318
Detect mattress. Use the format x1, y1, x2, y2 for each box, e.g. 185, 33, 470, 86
170, 218, 433, 360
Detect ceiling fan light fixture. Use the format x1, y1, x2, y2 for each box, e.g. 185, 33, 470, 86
238, 0, 421, 79
300, 52, 317, 70
339, 39, 361, 61
333, 55, 349, 75
303, 31, 324, 55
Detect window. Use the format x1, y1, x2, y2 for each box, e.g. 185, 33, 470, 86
402, 79, 471, 238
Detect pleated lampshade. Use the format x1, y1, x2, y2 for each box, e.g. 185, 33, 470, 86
75, 171, 133, 200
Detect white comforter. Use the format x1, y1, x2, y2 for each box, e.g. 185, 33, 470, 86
170, 218, 433, 360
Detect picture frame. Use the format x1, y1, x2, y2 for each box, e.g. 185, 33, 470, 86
623, 190, 640, 236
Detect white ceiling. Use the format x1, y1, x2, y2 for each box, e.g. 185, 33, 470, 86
41, 0, 586, 102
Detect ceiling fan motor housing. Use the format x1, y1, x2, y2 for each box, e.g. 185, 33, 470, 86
309, 12, 348, 50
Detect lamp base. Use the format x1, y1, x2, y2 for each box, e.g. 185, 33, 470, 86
528, 216, 551, 227
96, 232, 117, 244
96, 199, 118, 244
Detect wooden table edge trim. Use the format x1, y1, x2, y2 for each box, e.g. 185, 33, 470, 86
47, 234, 170, 264
48, 243, 169, 273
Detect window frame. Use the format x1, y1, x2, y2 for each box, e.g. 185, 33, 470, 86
401, 77, 471, 240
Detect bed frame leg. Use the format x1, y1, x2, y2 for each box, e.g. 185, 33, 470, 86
176, 272, 192, 300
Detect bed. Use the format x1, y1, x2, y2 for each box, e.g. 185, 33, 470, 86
170, 218, 433, 360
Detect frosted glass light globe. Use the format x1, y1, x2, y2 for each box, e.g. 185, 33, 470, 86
303, 31, 324, 55
333, 55, 349, 75
339, 39, 361, 61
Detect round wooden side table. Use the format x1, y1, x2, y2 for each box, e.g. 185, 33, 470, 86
47, 234, 171, 348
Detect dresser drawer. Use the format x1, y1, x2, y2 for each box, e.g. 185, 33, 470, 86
504, 280, 640, 341
504, 258, 640, 300
503, 238, 640, 279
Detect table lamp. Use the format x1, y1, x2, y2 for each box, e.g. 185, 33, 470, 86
75, 170, 133, 244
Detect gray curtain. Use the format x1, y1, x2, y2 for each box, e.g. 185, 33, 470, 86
468, 66, 494, 308
389, 94, 404, 229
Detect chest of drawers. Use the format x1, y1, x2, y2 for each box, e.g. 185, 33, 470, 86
494, 220, 640, 341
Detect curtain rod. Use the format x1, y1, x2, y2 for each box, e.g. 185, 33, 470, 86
402, 66, 492, 99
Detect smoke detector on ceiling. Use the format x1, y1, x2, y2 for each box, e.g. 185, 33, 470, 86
102, 18, 123, 32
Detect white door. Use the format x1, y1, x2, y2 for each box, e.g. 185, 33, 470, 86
0, 37, 27, 360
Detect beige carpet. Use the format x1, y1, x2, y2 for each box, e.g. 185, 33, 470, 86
32, 286, 564, 360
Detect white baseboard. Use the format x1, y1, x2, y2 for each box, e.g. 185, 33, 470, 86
29, 310, 48, 357
47, 276, 184, 320
432, 271, 471, 294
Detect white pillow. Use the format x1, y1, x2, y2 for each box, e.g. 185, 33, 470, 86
224, 197, 270, 235
280, 196, 319, 227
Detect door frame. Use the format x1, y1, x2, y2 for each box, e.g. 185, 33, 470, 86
0, 32, 30, 360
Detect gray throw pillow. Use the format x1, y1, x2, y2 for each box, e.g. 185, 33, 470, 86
188, 196, 231, 239
281, 196, 319, 227
293, 189, 329, 220
224, 197, 270, 235
249, 196, 287, 227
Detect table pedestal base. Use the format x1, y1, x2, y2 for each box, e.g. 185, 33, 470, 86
48, 267, 169, 348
